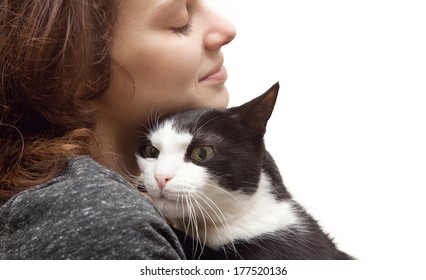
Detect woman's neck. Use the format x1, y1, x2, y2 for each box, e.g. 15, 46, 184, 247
93, 117, 141, 183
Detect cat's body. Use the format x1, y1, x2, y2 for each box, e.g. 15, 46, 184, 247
137, 83, 353, 259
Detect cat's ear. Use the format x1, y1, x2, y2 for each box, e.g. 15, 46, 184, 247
230, 82, 279, 135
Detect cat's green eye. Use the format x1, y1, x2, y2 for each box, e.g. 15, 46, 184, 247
144, 144, 160, 159
191, 146, 214, 162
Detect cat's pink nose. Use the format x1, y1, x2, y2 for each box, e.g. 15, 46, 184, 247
154, 174, 174, 190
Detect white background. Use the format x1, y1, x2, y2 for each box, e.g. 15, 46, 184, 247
208, 0, 426, 260
3, 2, 426, 279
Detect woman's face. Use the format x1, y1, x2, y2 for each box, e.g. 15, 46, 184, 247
102, 0, 236, 128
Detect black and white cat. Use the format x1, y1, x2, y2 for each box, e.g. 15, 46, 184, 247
137, 83, 353, 260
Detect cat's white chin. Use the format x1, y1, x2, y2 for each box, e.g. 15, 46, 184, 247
153, 197, 188, 219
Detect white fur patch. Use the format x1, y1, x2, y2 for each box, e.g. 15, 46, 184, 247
191, 171, 299, 249
137, 120, 300, 249
138, 120, 210, 218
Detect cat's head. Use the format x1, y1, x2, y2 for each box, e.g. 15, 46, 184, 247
137, 83, 279, 220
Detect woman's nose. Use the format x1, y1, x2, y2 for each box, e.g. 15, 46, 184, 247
204, 11, 236, 50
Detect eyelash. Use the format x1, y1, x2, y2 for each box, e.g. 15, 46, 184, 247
172, 22, 193, 37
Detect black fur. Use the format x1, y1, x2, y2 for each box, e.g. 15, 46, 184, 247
139, 83, 354, 260
173, 150, 353, 260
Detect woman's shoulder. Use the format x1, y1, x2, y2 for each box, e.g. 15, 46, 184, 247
6, 156, 146, 212
0, 156, 184, 259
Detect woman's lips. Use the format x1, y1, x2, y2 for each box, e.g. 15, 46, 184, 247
199, 65, 228, 83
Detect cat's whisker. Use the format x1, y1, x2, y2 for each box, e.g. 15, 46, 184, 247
108, 154, 145, 189
179, 193, 190, 236
181, 194, 195, 257
193, 191, 244, 260
190, 109, 227, 140
190, 109, 211, 134
191, 191, 234, 252
184, 194, 199, 258
191, 194, 226, 259
192, 191, 243, 260
135, 131, 150, 141
189, 194, 209, 259
193, 192, 227, 228
136, 107, 157, 134
195, 191, 228, 221
180, 194, 195, 251
204, 180, 241, 203
239, 180, 258, 186
192, 114, 230, 136
149, 107, 160, 129
206, 177, 258, 202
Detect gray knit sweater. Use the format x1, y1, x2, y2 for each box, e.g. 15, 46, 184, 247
0, 156, 185, 259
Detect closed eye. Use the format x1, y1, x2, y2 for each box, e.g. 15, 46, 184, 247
172, 22, 193, 37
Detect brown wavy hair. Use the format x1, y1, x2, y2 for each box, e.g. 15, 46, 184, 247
0, 0, 119, 201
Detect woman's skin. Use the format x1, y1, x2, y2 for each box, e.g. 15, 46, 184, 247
93, 0, 236, 177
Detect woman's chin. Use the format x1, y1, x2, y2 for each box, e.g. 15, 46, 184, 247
197, 85, 230, 109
